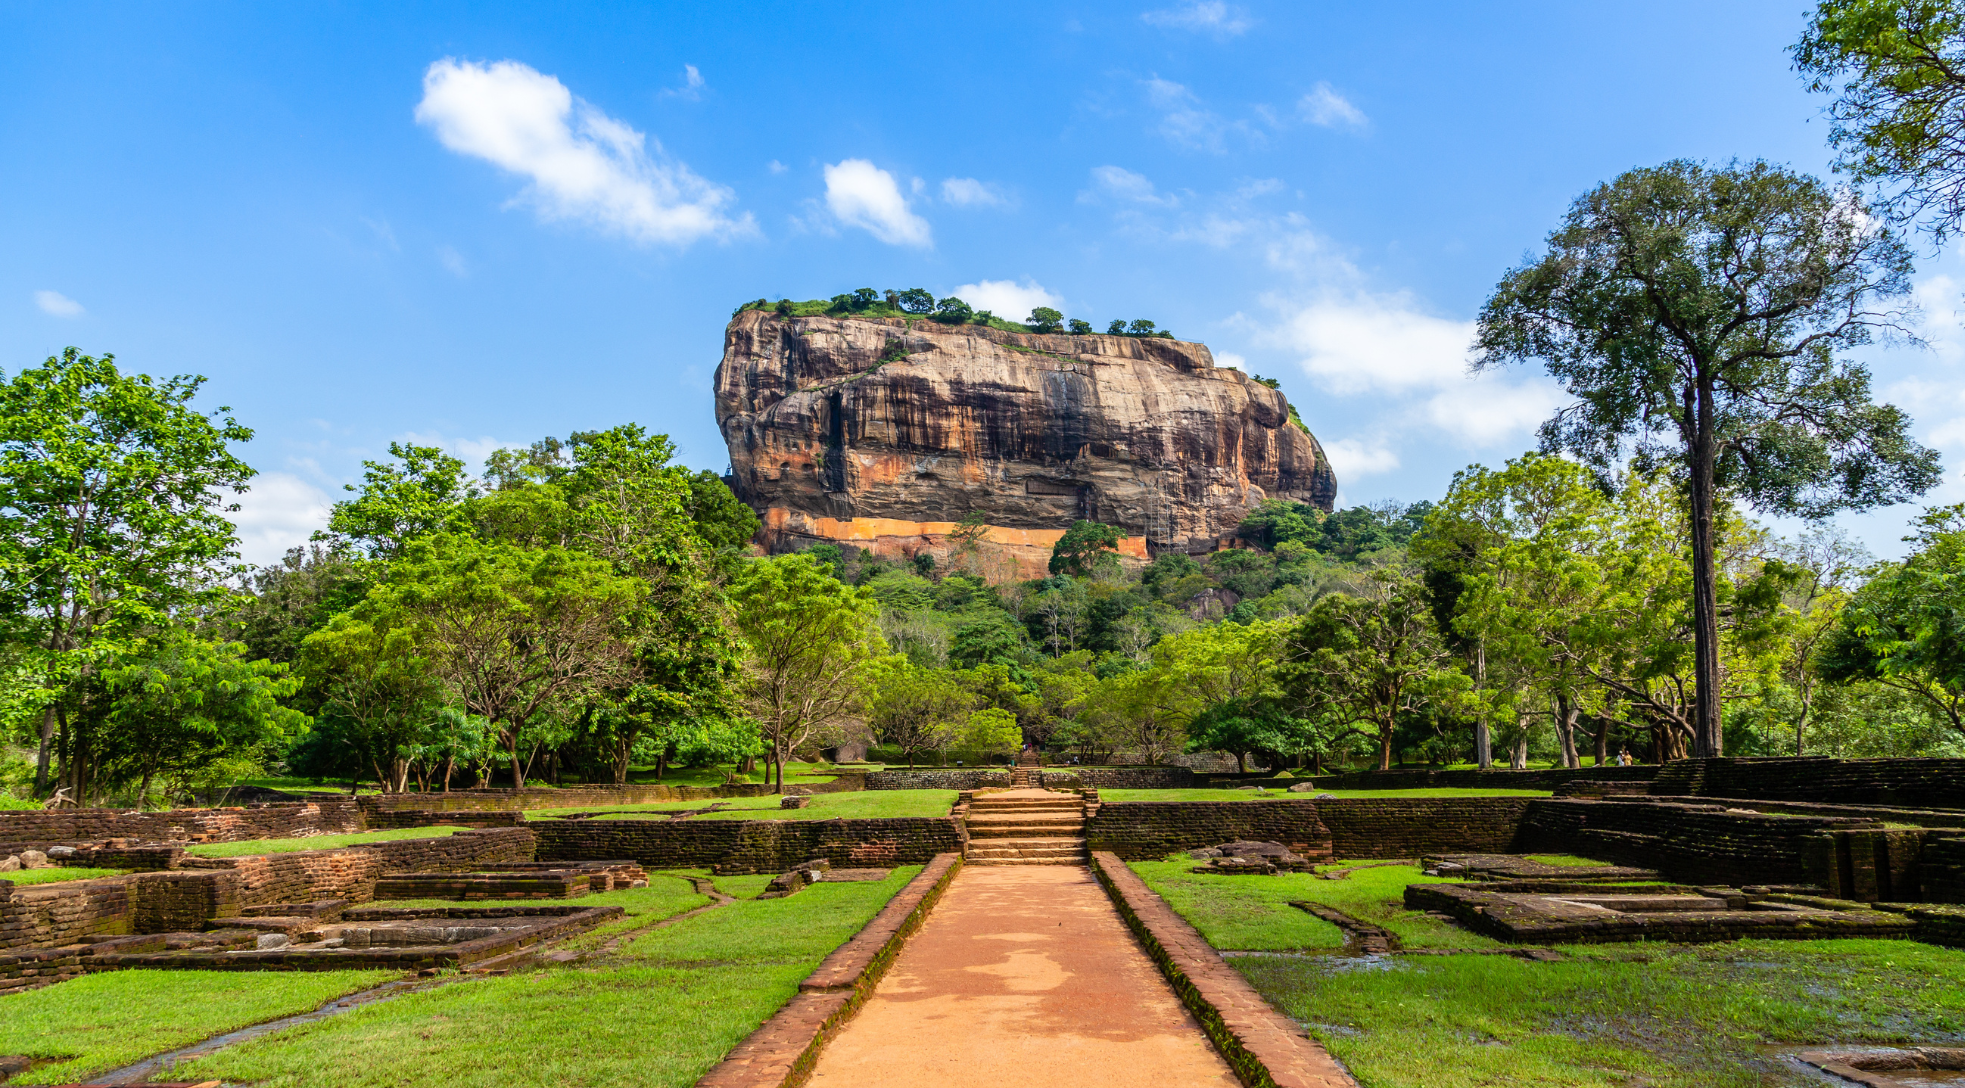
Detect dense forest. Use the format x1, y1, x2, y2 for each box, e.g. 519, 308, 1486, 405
4, 348, 1961, 809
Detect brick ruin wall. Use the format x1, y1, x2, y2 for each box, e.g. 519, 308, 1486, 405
1292, 765, 1662, 792
0, 827, 537, 956
1514, 798, 1885, 886
1083, 798, 1534, 861
1646, 757, 1965, 809
532, 817, 963, 873
0, 801, 363, 854
1037, 767, 1197, 790
865, 770, 1013, 791
355, 784, 782, 814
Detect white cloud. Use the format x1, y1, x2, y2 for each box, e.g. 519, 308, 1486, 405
1256, 289, 1567, 448
414, 57, 751, 246
767, 159, 788, 174
822, 159, 932, 246
949, 279, 1064, 320
660, 63, 705, 101
400, 431, 523, 465
228, 472, 334, 568
1216, 352, 1246, 370
33, 290, 83, 318
1300, 82, 1367, 128
1140, 1, 1252, 37
437, 245, 469, 276
1321, 438, 1400, 479
941, 177, 1011, 208
1083, 165, 1179, 207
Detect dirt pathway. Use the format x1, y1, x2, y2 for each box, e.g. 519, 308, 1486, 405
808, 865, 1237, 1087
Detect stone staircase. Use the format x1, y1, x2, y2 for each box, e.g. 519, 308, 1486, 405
962, 790, 1088, 866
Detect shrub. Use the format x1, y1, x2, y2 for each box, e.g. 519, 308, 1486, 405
896, 288, 935, 314
933, 296, 973, 324
1028, 307, 1063, 332
1068, 319, 1093, 334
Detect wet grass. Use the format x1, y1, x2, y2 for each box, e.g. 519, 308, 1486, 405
185, 826, 466, 857
177, 867, 921, 1088
366, 871, 714, 947
1239, 940, 1965, 1088
2, 867, 128, 886
1131, 859, 1498, 950
1098, 788, 1552, 802
0, 969, 396, 1085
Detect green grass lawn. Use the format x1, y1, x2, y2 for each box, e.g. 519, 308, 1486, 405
177, 867, 922, 1088
1098, 787, 1552, 802
0, 969, 397, 1085
1130, 859, 1497, 950
365, 871, 714, 945
2, 867, 128, 886
530, 789, 955, 821
1240, 940, 1965, 1088
1525, 853, 1614, 868
185, 826, 466, 858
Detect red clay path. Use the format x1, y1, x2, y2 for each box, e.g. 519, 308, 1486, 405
807, 865, 1238, 1086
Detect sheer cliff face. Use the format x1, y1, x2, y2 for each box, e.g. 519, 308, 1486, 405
713, 310, 1337, 555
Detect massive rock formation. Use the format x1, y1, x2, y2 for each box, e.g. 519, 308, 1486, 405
713, 310, 1336, 576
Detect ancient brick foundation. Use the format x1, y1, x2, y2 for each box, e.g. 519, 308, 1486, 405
1647, 757, 1965, 809
1084, 801, 1334, 861
1294, 765, 1660, 792
1515, 798, 1882, 886
533, 818, 963, 874
0, 801, 362, 854
1320, 798, 1535, 858
864, 771, 1011, 791
1036, 767, 1196, 790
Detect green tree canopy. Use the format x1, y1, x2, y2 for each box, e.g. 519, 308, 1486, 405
0, 348, 255, 795
100, 634, 308, 805
326, 443, 477, 559
1049, 520, 1125, 577
1475, 158, 1940, 756
1822, 503, 1965, 733
1796, 0, 1965, 240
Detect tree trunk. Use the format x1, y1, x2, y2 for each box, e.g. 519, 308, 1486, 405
34, 706, 56, 796
775, 744, 785, 794
1687, 378, 1725, 758
1510, 722, 1529, 771
1474, 718, 1492, 771
1554, 694, 1581, 770
1236, 750, 1247, 774
441, 755, 454, 793
1594, 715, 1611, 766
138, 768, 155, 811
1377, 716, 1393, 772
507, 728, 525, 790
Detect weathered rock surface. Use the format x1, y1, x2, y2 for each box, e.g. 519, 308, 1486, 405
713, 311, 1335, 569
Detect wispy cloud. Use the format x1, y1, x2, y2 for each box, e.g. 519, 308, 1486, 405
941, 177, 1012, 208
660, 64, 705, 101
1300, 82, 1367, 129
822, 159, 932, 246
32, 290, 84, 318
1140, 1, 1252, 38
1321, 438, 1400, 480
414, 57, 753, 246
1081, 165, 1180, 207
1142, 77, 1259, 153
437, 245, 469, 276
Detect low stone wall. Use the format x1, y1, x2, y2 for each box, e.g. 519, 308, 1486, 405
1649, 757, 1965, 810
363, 809, 529, 830
358, 785, 774, 814
1037, 767, 1196, 790
533, 818, 964, 874
0, 801, 362, 853
1320, 797, 1536, 859
865, 770, 1011, 791
129, 871, 242, 932
1084, 801, 1333, 861
1517, 798, 1881, 886
1291, 765, 1659, 792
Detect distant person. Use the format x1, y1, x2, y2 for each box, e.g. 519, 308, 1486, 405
1617, 748, 1632, 767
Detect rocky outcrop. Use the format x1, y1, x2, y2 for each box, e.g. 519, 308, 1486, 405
713, 311, 1336, 571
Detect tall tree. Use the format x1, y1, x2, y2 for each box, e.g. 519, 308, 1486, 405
0, 349, 255, 796
99, 634, 308, 806
373, 534, 641, 788
300, 604, 445, 791
1049, 520, 1125, 577
326, 443, 476, 559
1821, 502, 1965, 734
1475, 159, 1940, 756
1796, 0, 1965, 240
866, 661, 975, 768
729, 553, 884, 792
1276, 571, 1467, 771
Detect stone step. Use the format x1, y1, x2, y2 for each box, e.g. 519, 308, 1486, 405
965, 839, 1087, 859
965, 856, 1086, 866
969, 799, 1083, 810
966, 821, 1085, 837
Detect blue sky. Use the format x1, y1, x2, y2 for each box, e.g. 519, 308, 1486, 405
7, 0, 1965, 565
